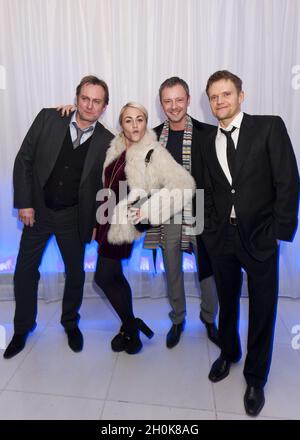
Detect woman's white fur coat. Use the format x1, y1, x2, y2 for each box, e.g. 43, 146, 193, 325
102, 129, 196, 245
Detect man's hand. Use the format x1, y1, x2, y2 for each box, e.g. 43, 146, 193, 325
56, 104, 76, 117
18, 208, 35, 227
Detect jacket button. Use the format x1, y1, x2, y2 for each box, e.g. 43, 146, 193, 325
231, 189, 235, 194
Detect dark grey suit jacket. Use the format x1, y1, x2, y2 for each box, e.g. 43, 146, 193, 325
193, 113, 299, 261
13, 108, 114, 243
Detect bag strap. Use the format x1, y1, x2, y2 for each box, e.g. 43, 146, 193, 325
145, 148, 154, 166
130, 149, 155, 207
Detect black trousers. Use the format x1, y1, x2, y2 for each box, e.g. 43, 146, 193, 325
94, 256, 137, 333
14, 206, 85, 333
210, 224, 279, 388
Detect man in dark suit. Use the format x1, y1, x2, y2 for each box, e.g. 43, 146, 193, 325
4, 75, 114, 359
194, 70, 299, 416
144, 77, 219, 349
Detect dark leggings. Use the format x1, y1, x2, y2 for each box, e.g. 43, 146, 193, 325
94, 256, 137, 333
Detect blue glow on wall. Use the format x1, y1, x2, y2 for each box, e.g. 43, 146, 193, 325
0, 235, 197, 274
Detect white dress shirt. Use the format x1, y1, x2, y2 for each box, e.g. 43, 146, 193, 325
70, 112, 96, 145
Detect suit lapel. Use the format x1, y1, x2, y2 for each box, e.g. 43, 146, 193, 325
38, 115, 71, 187
80, 122, 107, 184
234, 113, 255, 183
205, 129, 231, 188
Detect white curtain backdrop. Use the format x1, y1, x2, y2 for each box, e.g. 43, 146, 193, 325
0, 0, 299, 301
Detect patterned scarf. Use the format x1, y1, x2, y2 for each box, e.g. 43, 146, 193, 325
143, 115, 194, 253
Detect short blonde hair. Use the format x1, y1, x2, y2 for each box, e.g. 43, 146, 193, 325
119, 102, 148, 126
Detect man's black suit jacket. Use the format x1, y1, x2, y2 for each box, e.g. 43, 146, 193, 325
13, 108, 114, 244
193, 113, 299, 261
154, 117, 216, 280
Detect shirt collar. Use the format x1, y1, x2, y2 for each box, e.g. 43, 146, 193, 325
70, 112, 97, 131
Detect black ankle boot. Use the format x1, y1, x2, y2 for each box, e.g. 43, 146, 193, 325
135, 318, 154, 339
124, 330, 143, 355
112, 318, 154, 355
111, 325, 126, 352
124, 318, 154, 355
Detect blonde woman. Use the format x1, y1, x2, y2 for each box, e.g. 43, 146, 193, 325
59, 102, 195, 354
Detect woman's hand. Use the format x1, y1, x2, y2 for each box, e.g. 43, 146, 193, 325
56, 104, 76, 116
128, 206, 147, 225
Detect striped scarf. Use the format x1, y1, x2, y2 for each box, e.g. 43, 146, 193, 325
143, 115, 194, 253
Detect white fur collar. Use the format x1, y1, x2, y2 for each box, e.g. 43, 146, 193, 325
102, 129, 158, 183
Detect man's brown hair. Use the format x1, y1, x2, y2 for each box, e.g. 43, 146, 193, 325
206, 70, 243, 96
159, 76, 190, 102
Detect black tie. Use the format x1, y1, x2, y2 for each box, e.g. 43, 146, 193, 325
220, 127, 237, 178
72, 122, 93, 149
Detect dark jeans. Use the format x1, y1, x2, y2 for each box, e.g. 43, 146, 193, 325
94, 256, 136, 333
210, 224, 279, 388
14, 206, 85, 333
